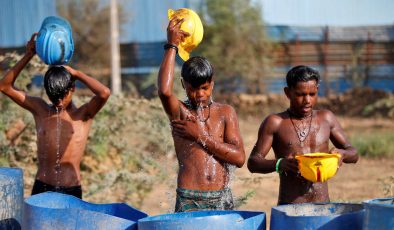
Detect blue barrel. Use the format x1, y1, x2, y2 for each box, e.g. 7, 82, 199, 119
138, 210, 266, 230
363, 197, 394, 230
23, 192, 147, 230
270, 203, 364, 230
0, 167, 24, 230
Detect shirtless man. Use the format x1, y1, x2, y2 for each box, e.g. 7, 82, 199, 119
0, 34, 110, 199
159, 18, 245, 212
248, 65, 358, 204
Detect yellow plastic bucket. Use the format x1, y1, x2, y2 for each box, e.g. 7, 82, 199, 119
168, 8, 204, 61
295, 153, 341, 182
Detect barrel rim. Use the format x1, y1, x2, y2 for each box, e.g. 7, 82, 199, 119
271, 202, 365, 217
138, 210, 266, 223
363, 197, 394, 208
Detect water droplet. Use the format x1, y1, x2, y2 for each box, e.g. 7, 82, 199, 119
55, 107, 62, 189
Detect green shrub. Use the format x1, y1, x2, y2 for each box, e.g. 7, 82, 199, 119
350, 131, 394, 158
363, 96, 394, 119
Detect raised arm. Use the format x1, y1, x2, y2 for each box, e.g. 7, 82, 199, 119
0, 33, 46, 113
158, 18, 189, 120
64, 66, 110, 119
325, 110, 358, 164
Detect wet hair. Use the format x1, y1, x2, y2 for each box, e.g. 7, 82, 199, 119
286, 65, 320, 88
181, 56, 213, 88
44, 66, 75, 105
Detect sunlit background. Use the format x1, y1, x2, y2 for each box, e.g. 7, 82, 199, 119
0, 0, 393, 219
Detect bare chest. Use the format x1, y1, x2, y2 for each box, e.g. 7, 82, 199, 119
35, 113, 90, 144
275, 118, 331, 155
180, 105, 226, 139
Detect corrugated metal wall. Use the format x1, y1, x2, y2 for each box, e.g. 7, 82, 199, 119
120, 0, 202, 43
0, 0, 56, 48
261, 0, 394, 26
0, 0, 202, 46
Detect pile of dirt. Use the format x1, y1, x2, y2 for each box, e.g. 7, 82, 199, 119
215, 93, 288, 117
216, 87, 394, 119
318, 88, 394, 118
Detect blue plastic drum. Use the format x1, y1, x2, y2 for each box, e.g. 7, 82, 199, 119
36, 16, 74, 65
23, 192, 147, 230
138, 210, 266, 230
270, 203, 364, 230
363, 197, 394, 230
0, 167, 24, 229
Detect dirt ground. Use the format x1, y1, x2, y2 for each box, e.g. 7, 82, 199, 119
139, 116, 394, 222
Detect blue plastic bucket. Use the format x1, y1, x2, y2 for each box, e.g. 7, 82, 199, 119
36, 16, 74, 65
23, 192, 147, 230
270, 203, 364, 230
363, 197, 394, 230
0, 167, 24, 229
138, 210, 266, 230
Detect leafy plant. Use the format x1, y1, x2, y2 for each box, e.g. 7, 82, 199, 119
379, 176, 394, 197
197, 0, 273, 93
56, 0, 128, 83
234, 190, 255, 208
350, 131, 394, 158
363, 96, 394, 119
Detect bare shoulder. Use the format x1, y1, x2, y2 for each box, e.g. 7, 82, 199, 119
26, 95, 50, 115
266, 111, 285, 123
315, 109, 337, 122
260, 111, 286, 132
215, 102, 236, 115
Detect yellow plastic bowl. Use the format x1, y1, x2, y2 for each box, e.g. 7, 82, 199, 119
295, 153, 341, 182
168, 8, 204, 61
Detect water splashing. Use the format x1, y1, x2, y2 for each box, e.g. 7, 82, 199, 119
55, 107, 62, 190
196, 102, 217, 178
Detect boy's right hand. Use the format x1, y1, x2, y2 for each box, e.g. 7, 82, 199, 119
26, 33, 38, 57
279, 157, 299, 174
167, 18, 190, 46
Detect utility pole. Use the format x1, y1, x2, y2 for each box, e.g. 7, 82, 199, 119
110, 0, 121, 94
323, 26, 330, 96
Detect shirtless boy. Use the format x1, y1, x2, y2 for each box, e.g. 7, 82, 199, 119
159, 18, 245, 212
0, 34, 110, 199
248, 65, 358, 204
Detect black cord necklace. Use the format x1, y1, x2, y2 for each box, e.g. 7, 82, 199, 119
287, 109, 313, 147
184, 99, 212, 123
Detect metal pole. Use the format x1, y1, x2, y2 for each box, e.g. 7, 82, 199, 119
110, 0, 121, 94
323, 26, 330, 96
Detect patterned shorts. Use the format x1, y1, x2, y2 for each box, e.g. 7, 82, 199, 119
175, 188, 234, 212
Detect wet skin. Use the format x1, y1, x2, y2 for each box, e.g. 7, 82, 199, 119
173, 100, 244, 190
0, 34, 110, 187
158, 18, 245, 191
34, 102, 93, 187
248, 80, 358, 204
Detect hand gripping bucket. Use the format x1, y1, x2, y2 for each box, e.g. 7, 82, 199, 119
168, 8, 203, 61
295, 153, 341, 182
36, 16, 74, 65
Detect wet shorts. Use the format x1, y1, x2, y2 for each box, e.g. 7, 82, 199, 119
31, 179, 82, 199
175, 188, 234, 212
